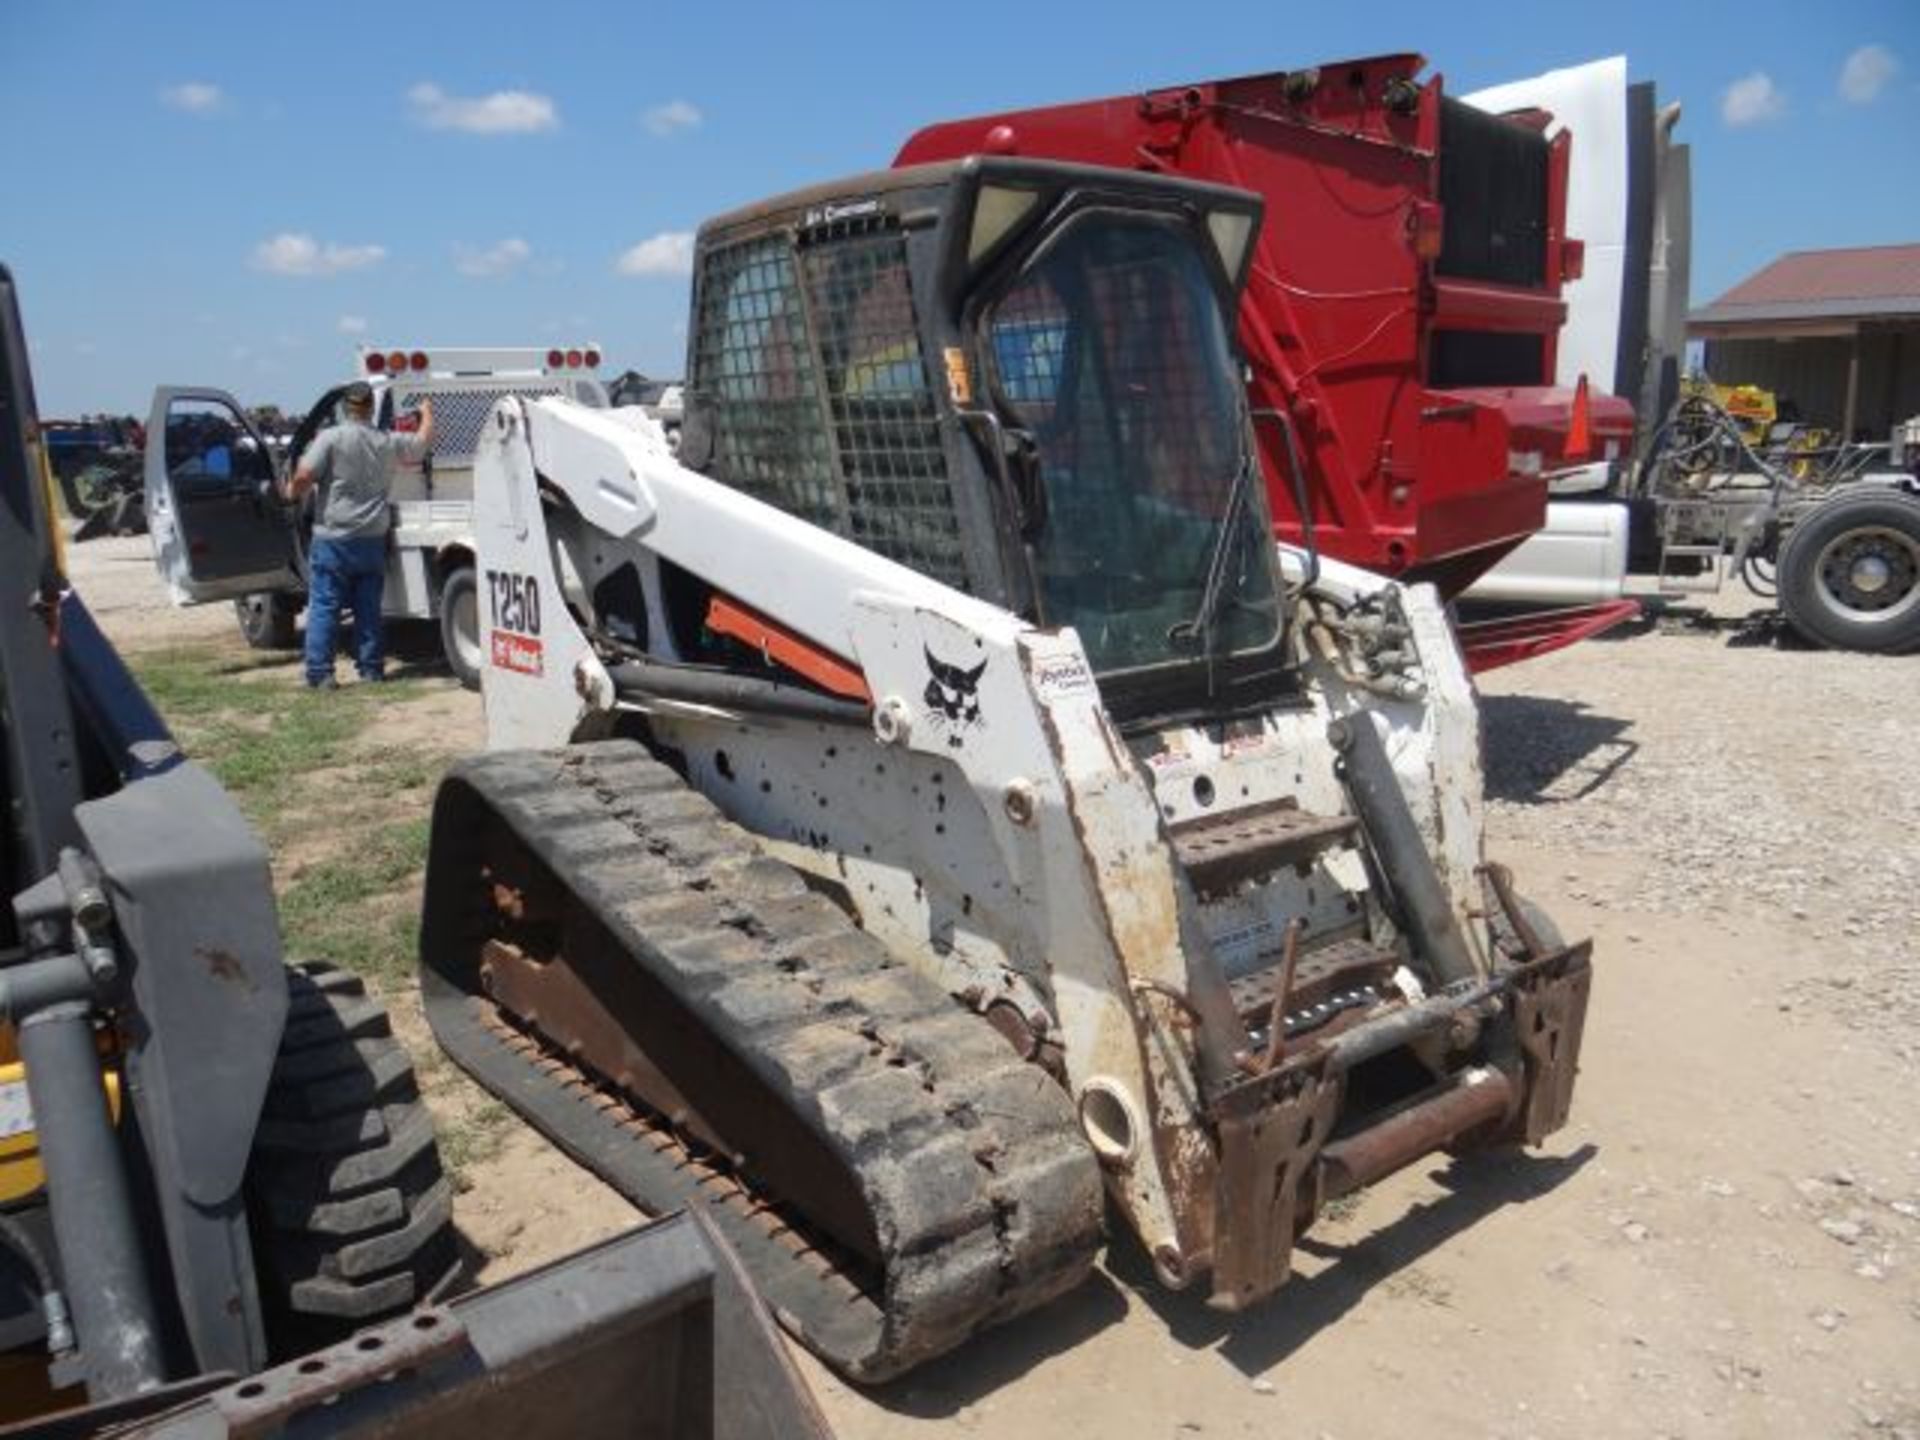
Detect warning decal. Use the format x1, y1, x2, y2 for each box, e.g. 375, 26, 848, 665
490, 630, 544, 676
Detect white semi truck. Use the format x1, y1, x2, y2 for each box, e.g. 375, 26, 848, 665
144, 344, 609, 686
1463, 57, 1690, 611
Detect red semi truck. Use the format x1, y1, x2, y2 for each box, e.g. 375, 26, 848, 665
899, 53, 1641, 667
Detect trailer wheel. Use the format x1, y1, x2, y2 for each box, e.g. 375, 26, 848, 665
245, 962, 460, 1360
234, 592, 299, 650
438, 566, 482, 691
1777, 488, 1920, 653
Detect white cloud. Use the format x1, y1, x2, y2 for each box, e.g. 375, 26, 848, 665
1721, 71, 1787, 127
616, 232, 695, 277
407, 82, 557, 134
456, 237, 533, 277
337, 314, 368, 334
160, 82, 223, 114
250, 232, 387, 277
643, 99, 702, 136
1839, 44, 1899, 104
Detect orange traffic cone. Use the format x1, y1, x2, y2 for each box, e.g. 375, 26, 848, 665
1567, 373, 1592, 460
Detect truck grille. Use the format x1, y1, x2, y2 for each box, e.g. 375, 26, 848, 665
1435, 97, 1548, 290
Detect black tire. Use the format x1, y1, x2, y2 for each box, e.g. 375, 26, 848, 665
438, 567, 481, 691
245, 962, 459, 1360
234, 592, 300, 651
1777, 488, 1920, 653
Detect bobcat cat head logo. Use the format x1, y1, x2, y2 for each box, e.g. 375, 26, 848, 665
924, 647, 987, 744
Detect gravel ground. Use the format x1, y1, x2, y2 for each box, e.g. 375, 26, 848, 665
67, 538, 1920, 1439
1482, 591, 1920, 1062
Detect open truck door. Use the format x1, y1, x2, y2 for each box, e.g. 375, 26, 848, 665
144, 385, 299, 604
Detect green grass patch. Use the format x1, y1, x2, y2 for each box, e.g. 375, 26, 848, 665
441, 1100, 514, 1190
126, 646, 451, 838
276, 816, 432, 988
202, 705, 366, 794
126, 646, 293, 720
360, 749, 454, 796
279, 885, 423, 990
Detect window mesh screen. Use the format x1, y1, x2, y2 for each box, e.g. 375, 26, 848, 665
801, 230, 964, 588
692, 238, 838, 529
692, 226, 968, 590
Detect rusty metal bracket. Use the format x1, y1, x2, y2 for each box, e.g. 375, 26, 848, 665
1206, 1058, 1342, 1311
1502, 943, 1593, 1145
210, 1306, 468, 1437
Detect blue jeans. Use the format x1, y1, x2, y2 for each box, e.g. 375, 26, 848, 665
305, 535, 387, 683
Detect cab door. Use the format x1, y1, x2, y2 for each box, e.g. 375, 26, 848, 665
144, 386, 299, 603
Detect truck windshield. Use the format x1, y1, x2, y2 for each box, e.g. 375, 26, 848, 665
985, 216, 1281, 679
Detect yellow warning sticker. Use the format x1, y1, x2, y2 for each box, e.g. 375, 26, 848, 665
943, 347, 972, 406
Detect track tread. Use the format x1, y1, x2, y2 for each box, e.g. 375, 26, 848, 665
421, 740, 1103, 1380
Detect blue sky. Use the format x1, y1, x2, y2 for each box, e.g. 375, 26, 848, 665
4, 0, 1914, 415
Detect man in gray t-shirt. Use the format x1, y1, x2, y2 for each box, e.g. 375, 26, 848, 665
286, 382, 434, 687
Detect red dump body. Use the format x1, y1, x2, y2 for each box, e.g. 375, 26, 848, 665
898, 53, 1636, 597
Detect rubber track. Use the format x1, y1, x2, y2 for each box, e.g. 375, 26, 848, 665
420, 740, 1104, 1381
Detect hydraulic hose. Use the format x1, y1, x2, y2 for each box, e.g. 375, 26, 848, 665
607, 656, 869, 727
0, 1210, 74, 1355
1252, 407, 1320, 589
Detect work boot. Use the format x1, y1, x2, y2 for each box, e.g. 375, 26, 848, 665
307, 674, 339, 691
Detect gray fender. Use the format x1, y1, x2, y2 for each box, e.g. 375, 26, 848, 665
75, 760, 289, 1377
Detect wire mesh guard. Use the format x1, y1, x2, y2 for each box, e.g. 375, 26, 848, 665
692, 228, 967, 590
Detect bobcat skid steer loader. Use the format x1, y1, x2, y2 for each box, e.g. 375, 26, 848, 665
419, 157, 1593, 1382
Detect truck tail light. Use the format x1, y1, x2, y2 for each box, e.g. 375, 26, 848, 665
584, 348, 601, 368
565, 349, 583, 369
365, 351, 386, 373
1560, 238, 1586, 283
387, 350, 407, 374
547, 349, 565, 370
410, 351, 429, 372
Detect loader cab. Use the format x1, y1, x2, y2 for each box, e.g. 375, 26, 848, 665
680, 157, 1290, 725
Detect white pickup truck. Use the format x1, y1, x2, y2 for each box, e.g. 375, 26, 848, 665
144, 344, 608, 686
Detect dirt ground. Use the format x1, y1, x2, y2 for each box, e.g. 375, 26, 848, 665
71, 535, 1920, 1439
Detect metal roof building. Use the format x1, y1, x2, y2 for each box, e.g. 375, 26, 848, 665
1688, 243, 1920, 441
